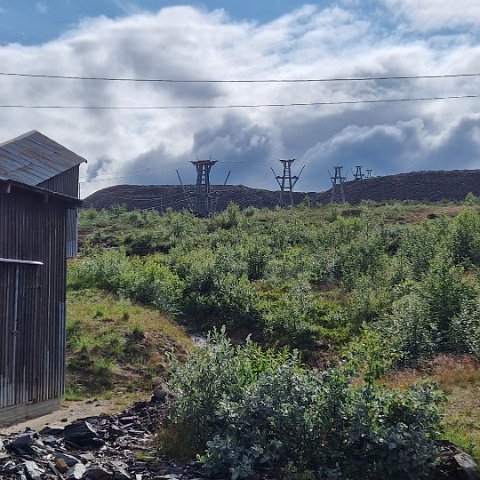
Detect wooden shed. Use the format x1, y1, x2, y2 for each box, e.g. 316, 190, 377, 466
0, 131, 86, 426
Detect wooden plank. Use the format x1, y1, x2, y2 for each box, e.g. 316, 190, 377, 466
0, 398, 61, 427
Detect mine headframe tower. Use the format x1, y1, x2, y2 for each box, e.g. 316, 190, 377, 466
330, 166, 346, 204
271, 158, 305, 207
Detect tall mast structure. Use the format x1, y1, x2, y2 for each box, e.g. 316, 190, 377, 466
191, 159, 217, 217
354, 165, 365, 180
330, 166, 346, 204
271, 158, 305, 207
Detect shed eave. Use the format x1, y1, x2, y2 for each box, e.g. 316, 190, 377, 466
0, 178, 83, 206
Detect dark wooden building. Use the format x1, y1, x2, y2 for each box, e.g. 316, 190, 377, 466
0, 131, 86, 426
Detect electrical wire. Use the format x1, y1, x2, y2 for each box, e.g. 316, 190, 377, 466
1, 71, 480, 83
78, 161, 347, 185
2, 93, 480, 110
79, 163, 183, 181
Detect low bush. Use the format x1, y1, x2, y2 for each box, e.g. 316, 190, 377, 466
160, 329, 445, 480
68, 250, 184, 313
159, 328, 291, 456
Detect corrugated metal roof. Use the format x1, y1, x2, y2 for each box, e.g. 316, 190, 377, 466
0, 130, 87, 186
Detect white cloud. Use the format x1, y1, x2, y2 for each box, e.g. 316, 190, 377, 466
381, 0, 480, 32
35, 2, 48, 14
0, 4, 477, 196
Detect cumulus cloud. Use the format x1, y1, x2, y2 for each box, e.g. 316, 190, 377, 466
380, 0, 480, 32
0, 3, 478, 197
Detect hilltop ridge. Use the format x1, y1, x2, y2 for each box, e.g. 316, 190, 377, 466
83, 169, 480, 211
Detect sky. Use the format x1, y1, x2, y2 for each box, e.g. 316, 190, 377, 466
0, 1, 479, 197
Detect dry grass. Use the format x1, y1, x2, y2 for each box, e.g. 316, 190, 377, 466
383, 355, 480, 462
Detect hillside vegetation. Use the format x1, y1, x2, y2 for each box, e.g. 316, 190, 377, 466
70, 198, 480, 478
66, 288, 192, 398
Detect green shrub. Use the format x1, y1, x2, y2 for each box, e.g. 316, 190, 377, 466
68, 249, 129, 290
161, 330, 445, 480
160, 328, 291, 456
262, 279, 320, 345
450, 208, 480, 265
397, 221, 446, 280
380, 248, 478, 362
384, 292, 437, 363
202, 370, 443, 480
215, 202, 242, 230
420, 250, 476, 347
245, 241, 271, 280
118, 254, 184, 311
449, 300, 480, 354
68, 250, 184, 312
347, 276, 393, 329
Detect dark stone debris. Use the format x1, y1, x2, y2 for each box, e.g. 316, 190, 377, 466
0, 399, 208, 479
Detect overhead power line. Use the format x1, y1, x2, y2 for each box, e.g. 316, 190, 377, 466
0, 71, 479, 83
2, 93, 480, 110
78, 160, 279, 183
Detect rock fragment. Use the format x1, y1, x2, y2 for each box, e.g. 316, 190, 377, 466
84, 464, 113, 479
454, 452, 480, 480
66, 462, 87, 479
64, 420, 104, 448
0, 397, 210, 479
8, 432, 36, 455
22, 459, 44, 480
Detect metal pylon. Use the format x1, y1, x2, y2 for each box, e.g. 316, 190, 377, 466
271, 159, 305, 207
354, 165, 365, 180
330, 166, 346, 204
191, 159, 217, 217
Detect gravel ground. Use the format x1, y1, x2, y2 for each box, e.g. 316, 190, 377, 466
2, 398, 127, 436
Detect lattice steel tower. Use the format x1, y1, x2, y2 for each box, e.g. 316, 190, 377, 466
366, 169, 373, 179
191, 159, 217, 217
354, 165, 365, 180
330, 166, 346, 204
271, 159, 305, 207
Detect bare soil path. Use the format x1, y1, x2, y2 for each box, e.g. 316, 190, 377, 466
1, 394, 146, 435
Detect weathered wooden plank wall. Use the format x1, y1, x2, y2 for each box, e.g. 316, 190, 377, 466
38, 167, 79, 198
0, 187, 68, 418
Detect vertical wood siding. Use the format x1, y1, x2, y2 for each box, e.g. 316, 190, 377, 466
38, 168, 80, 258
0, 188, 68, 413
37, 167, 79, 198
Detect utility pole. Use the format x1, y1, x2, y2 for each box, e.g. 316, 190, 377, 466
329, 166, 346, 204
271, 159, 305, 207
191, 159, 217, 217
354, 165, 365, 180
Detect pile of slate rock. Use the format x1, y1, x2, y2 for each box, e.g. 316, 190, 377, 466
0, 397, 205, 480
2, 395, 479, 480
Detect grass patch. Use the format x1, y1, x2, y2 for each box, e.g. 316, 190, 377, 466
383, 355, 480, 462
67, 287, 193, 397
